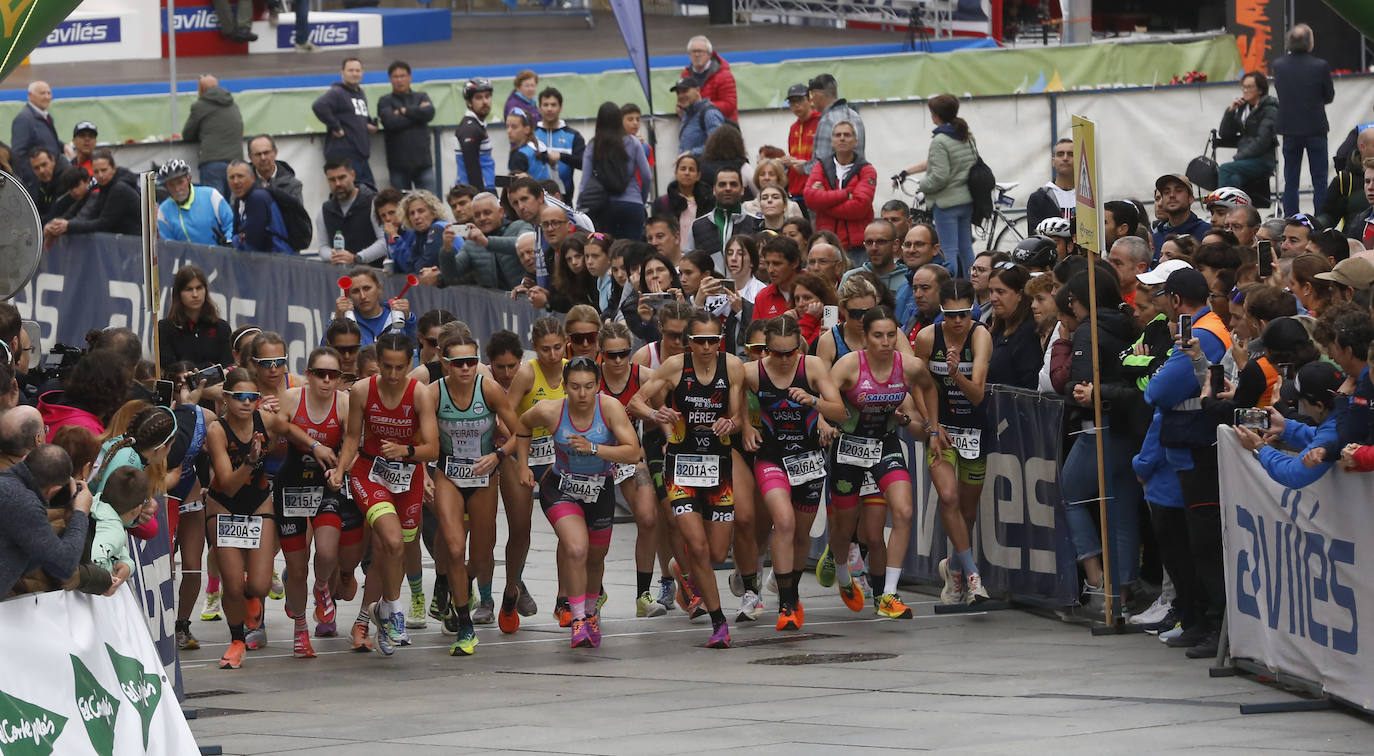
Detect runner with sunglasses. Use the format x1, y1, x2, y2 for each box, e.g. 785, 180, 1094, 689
912, 279, 993, 605
827, 306, 937, 618
565, 305, 601, 360
429, 326, 524, 656
247, 331, 297, 602
330, 332, 439, 656
325, 319, 365, 391
504, 316, 567, 629
635, 309, 746, 648
482, 330, 528, 626
519, 356, 643, 648
206, 369, 289, 669
409, 309, 459, 384
743, 315, 847, 629
598, 321, 666, 617
274, 347, 357, 658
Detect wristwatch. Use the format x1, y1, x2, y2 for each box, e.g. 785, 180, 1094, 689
406, 444, 416, 458
590, 443, 599, 457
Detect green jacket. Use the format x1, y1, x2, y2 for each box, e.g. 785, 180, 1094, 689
919, 132, 976, 209
182, 86, 245, 165
89, 494, 131, 574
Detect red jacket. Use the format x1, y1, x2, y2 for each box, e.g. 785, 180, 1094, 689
753, 284, 790, 320
680, 54, 738, 123
803, 158, 877, 250
787, 110, 820, 196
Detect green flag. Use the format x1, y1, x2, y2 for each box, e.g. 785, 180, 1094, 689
69, 656, 119, 756
104, 644, 162, 751
0, 688, 67, 756
0, 0, 86, 83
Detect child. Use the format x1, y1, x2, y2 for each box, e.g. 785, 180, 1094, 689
90, 465, 149, 579
506, 108, 555, 185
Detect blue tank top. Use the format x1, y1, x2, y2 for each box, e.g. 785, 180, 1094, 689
552, 398, 615, 476
832, 324, 852, 359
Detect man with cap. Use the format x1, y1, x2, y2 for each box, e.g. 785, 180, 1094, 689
782, 83, 820, 211
1235, 361, 1344, 489
456, 79, 496, 192
1150, 174, 1211, 258
70, 121, 97, 176
673, 77, 724, 157
807, 73, 864, 170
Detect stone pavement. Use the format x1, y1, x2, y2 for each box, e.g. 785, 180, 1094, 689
179, 511, 1372, 755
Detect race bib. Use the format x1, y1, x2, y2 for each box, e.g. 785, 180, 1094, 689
281, 486, 323, 518
559, 472, 605, 503
368, 457, 416, 494
947, 426, 983, 460
614, 463, 637, 485
217, 514, 263, 549
530, 435, 555, 466
673, 454, 720, 487
836, 434, 882, 467
443, 456, 490, 487
178, 498, 205, 514
783, 450, 827, 485
859, 472, 879, 497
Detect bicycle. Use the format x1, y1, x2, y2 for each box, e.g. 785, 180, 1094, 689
893, 176, 1024, 253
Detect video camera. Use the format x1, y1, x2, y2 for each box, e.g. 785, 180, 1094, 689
28, 343, 87, 385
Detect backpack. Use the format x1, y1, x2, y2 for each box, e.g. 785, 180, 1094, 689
696, 104, 739, 136
967, 137, 996, 225
265, 185, 313, 251
593, 152, 631, 197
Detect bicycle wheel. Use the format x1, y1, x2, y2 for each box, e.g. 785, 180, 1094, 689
993, 216, 1024, 252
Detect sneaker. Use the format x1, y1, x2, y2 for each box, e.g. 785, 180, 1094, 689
473, 598, 496, 625
428, 591, 450, 622
587, 615, 602, 648
407, 593, 428, 629
350, 622, 373, 652
570, 618, 592, 648
515, 580, 538, 617
293, 627, 316, 658
1158, 623, 1185, 643
816, 546, 836, 588
1166, 624, 1211, 648
201, 590, 222, 621
269, 570, 285, 600
1128, 593, 1173, 626
729, 568, 745, 598
369, 603, 395, 656
964, 573, 990, 604
636, 591, 667, 617
1081, 580, 1106, 618
707, 622, 731, 649
245, 604, 266, 650
554, 598, 573, 628
669, 559, 692, 611
390, 610, 410, 646
441, 606, 460, 636
776, 606, 801, 631
847, 542, 865, 577
1185, 629, 1221, 659
337, 573, 358, 602
937, 558, 964, 605
498, 591, 520, 634
315, 619, 337, 638
877, 593, 913, 619
176, 628, 200, 651
765, 569, 777, 594
795, 600, 805, 625
736, 590, 764, 622
655, 577, 676, 611
1143, 610, 1179, 635
449, 625, 478, 656
218, 640, 246, 670
293, 40, 316, 53
839, 579, 865, 612
313, 584, 336, 625
597, 588, 608, 612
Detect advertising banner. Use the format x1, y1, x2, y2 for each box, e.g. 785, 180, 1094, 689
1217, 429, 1372, 713
1227, 0, 1284, 74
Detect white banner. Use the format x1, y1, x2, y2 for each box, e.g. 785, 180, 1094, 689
0, 589, 199, 755
1217, 430, 1371, 712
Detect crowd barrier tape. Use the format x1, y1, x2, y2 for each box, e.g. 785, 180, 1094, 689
8, 234, 544, 375
1217, 430, 1371, 713
0, 589, 200, 755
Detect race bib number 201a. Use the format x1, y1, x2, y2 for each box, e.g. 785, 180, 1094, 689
673, 454, 720, 487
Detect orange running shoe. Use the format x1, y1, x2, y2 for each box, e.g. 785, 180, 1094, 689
497, 591, 521, 634
669, 559, 695, 612
776, 607, 800, 631
245, 596, 264, 629
293, 627, 317, 658
218, 640, 246, 670
350, 622, 373, 652
795, 600, 805, 625
877, 593, 913, 619
337, 572, 359, 602
556, 605, 573, 628
839, 579, 866, 612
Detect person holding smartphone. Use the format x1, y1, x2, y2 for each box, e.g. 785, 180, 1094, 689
0, 445, 95, 597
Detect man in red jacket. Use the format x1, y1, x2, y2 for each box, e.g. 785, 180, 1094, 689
783, 83, 820, 210
803, 122, 877, 265
681, 36, 738, 123
753, 235, 803, 320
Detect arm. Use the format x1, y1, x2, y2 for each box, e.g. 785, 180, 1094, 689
376, 94, 409, 132
1236, 105, 1277, 160
714, 72, 738, 119
240, 193, 274, 252
591, 397, 643, 465
410, 93, 437, 125
633, 140, 652, 201
206, 421, 257, 497
182, 103, 203, 142
950, 327, 991, 405
568, 130, 587, 167
1215, 107, 1242, 147
802, 163, 842, 211
918, 140, 951, 195
459, 128, 486, 192
1258, 443, 1332, 489
11, 492, 91, 582
312, 92, 342, 133
329, 379, 367, 489
805, 356, 849, 423
827, 165, 878, 220
316, 210, 333, 260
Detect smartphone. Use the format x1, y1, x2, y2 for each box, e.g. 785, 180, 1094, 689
1209, 364, 1224, 396
1234, 407, 1270, 431
1178, 314, 1193, 344
494, 175, 511, 189
719, 280, 736, 292
643, 292, 673, 310
1257, 239, 1273, 278
1277, 362, 1295, 380
155, 379, 175, 407
449, 223, 469, 239
193, 364, 225, 387
822, 305, 839, 330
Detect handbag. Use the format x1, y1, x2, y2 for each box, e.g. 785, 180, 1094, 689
577, 172, 609, 215
1185, 130, 1219, 191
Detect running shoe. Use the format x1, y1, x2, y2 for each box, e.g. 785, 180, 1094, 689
498, 592, 520, 634
269, 570, 285, 600
707, 622, 732, 649
201, 590, 222, 621
570, 618, 592, 648
449, 625, 478, 656
795, 600, 805, 625
1129, 593, 1173, 626
515, 580, 538, 617
597, 588, 608, 612
729, 567, 745, 598
218, 640, 246, 670
877, 593, 913, 619
816, 545, 836, 588
655, 577, 676, 611
636, 591, 667, 617
350, 622, 372, 652
315, 619, 337, 638
390, 610, 410, 646
765, 569, 777, 594
938, 558, 965, 605
839, 579, 865, 612
1143, 610, 1180, 636
587, 615, 602, 648
337, 572, 358, 602
964, 573, 990, 604
176, 628, 200, 651
736, 590, 764, 622
468, 583, 478, 613
407, 593, 428, 629
428, 591, 451, 622
245, 600, 267, 650
776, 606, 801, 631
441, 606, 460, 636
555, 598, 573, 628
473, 598, 496, 625
1158, 623, 1185, 643
847, 542, 866, 578
369, 603, 395, 656
293, 627, 316, 658
313, 584, 336, 625
669, 559, 692, 611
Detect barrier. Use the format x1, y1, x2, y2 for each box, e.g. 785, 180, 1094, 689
0, 589, 200, 754
1217, 429, 1371, 713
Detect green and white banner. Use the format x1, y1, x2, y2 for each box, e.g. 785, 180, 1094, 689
0, 589, 198, 755
0, 0, 85, 82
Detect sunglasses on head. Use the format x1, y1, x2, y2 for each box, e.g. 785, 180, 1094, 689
568, 332, 599, 346
1289, 213, 1315, 228
228, 391, 261, 403
688, 334, 721, 344
253, 357, 288, 369
443, 356, 480, 367
308, 368, 342, 380
604, 349, 632, 360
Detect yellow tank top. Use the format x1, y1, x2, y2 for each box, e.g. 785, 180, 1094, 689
517, 358, 567, 439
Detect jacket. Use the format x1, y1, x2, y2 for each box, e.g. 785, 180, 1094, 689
1151, 213, 1211, 257
535, 120, 586, 200
25, 174, 60, 218
691, 206, 764, 270
256, 160, 304, 203
504, 90, 539, 121
231, 185, 294, 254
918, 129, 977, 209
157, 185, 234, 246
510, 142, 555, 183
89, 494, 132, 573
1317, 167, 1371, 232
1349, 207, 1374, 249
156, 316, 232, 370
9, 103, 65, 185
377, 89, 435, 171
37, 390, 104, 441
66, 176, 141, 236
0, 461, 90, 597
391, 221, 447, 274
317, 183, 385, 262
842, 261, 909, 299
1271, 51, 1335, 137
680, 53, 738, 122
1132, 410, 1183, 508
987, 316, 1042, 390
651, 179, 714, 219
678, 99, 726, 157
787, 110, 821, 196
1143, 307, 1229, 449
1068, 306, 1144, 434
1257, 414, 1339, 489
182, 86, 244, 165
455, 111, 495, 191
1025, 183, 1075, 234
804, 157, 877, 249
579, 136, 652, 204
812, 99, 865, 168
312, 81, 374, 160
753, 283, 790, 321
1216, 95, 1278, 161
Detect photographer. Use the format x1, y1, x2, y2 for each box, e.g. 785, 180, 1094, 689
1234, 361, 1343, 489
0, 444, 93, 597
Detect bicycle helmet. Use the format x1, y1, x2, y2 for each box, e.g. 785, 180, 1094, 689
1011, 235, 1058, 270
463, 78, 494, 101
1203, 186, 1251, 209
1035, 217, 1072, 239
157, 158, 190, 183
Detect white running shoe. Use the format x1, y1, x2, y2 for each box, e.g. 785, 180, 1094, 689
847, 542, 865, 577
1128, 592, 1173, 625
1158, 623, 1185, 643
938, 558, 965, 605
728, 567, 745, 598
736, 590, 764, 622
765, 568, 777, 594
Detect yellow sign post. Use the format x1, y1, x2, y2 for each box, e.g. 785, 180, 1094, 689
1072, 114, 1105, 256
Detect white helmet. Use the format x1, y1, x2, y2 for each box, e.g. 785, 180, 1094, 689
1035, 216, 1072, 239
1204, 186, 1252, 209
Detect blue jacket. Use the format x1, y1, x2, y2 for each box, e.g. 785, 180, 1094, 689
1271, 51, 1335, 137
535, 120, 586, 198
354, 304, 416, 347
390, 221, 447, 275
455, 111, 495, 192
1151, 213, 1211, 259
157, 185, 235, 246
1143, 307, 1227, 450
231, 185, 293, 254
1133, 409, 1183, 508
678, 99, 725, 156
509, 143, 554, 183
1257, 414, 1339, 489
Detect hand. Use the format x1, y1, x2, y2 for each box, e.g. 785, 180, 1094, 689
1340, 443, 1362, 471
726, 288, 743, 314
929, 426, 952, 456
45, 218, 68, 236
1263, 406, 1286, 441
946, 350, 961, 379
637, 299, 654, 322
548, 151, 561, 164
1131, 342, 1151, 357
104, 563, 131, 596
331, 128, 345, 138
1230, 97, 1245, 111
383, 219, 400, 238
711, 416, 736, 438
135, 499, 158, 527
472, 452, 501, 476
520, 467, 535, 487
391, 297, 410, 318
335, 294, 353, 319
442, 224, 459, 251
366, 123, 378, 134
1179, 336, 1203, 361
529, 287, 549, 309
70, 480, 92, 514
380, 440, 409, 460
1072, 381, 1093, 405
788, 387, 817, 407
511, 284, 529, 300
1230, 333, 1249, 368
418, 267, 441, 287
743, 425, 762, 452
331, 249, 357, 265
818, 418, 837, 446
1301, 447, 1327, 468
1234, 424, 1266, 451
567, 434, 595, 454
422, 473, 434, 506
468, 226, 488, 247
650, 406, 682, 426
326, 467, 344, 491
311, 443, 338, 469
1217, 378, 1237, 401
259, 393, 280, 414
247, 438, 263, 465
181, 378, 207, 406
803, 301, 823, 319
812, 181, 823, 190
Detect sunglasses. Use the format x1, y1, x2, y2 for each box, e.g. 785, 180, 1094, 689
332, 344, 360, 355
228, 391, 261, 403
745, 342, 766, 352
767, 346, 799, 357
604, 349, 632, 360
688, 334, 721, 344
444, 356, 480, 367
568, 332, 599, 346
941, 308, 973, 319
662, 331, 685, 343
308, 368, 342, 380
846, 307, 870, 321
253, 357, 288, 369
420, 337, 438, 349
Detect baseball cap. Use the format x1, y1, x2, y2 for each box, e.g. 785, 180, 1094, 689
786, 83, 808, 100
1293, 361, 1344, 407
73, 121, 97, 136
1255, 316, 1311, 356
1160, 268, 1209, 302
1315, 256, 1374, 290
669, 77, 699, 93
1135, 258, 1193, 286
1155, 173, 1192, 194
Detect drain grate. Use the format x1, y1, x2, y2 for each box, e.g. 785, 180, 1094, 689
183, 689, 242, 699
728, 632, 837, 648
751, 652, 898, 666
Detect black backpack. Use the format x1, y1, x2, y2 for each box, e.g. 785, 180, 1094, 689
265, 185, 313, 252
593, 152, 631, 196
967, 137, 996, 225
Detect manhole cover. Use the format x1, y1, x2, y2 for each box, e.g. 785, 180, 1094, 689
728, 632, 837, 648
751, 652, 898, 666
